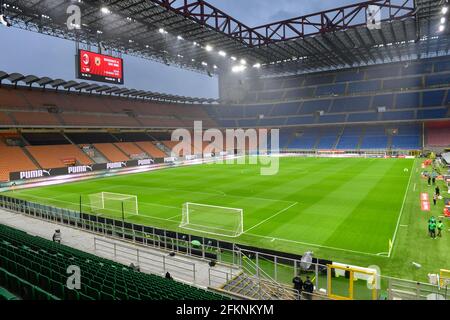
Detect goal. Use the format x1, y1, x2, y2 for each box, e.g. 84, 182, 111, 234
180, 202, 243, 237
88, 192, 139, 217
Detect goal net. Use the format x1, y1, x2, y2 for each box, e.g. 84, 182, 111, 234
180, 202, 243, 237
88, 192, 139, 217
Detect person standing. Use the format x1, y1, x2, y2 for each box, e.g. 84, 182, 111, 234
435, 186, 440, 197
431, 171, 437, 185
437, 221, 444, 237
430, 221, 437, 239
428, 217, 436, 237
292, 276, 303, 299
433, 194, 437, 206
302, 276, 314, 300
52, 229, 61, 243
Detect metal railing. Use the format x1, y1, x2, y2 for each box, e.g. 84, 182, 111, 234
93, 237, 196, 284
0, 194, 448, 300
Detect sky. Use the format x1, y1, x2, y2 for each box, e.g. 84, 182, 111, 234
0, 0, 358, 99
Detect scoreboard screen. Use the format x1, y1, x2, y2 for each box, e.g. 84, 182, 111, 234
76, 50, 124, 84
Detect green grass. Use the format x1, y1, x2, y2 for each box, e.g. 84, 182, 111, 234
2, 157, 449, 283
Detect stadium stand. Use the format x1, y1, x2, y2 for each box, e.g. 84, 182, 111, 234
0, 146, 38, 181
336, 127, 363, 150
25, 145, 93, 168
0, 224, 227, 300
93, 143, 130, 162
0, 56, 448, 181
426, 121, 450, 147
10, 111, 61, 127
135, 141, 167, 158
114, 142, 147, 159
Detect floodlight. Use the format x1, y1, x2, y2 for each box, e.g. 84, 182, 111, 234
205, 45, 213, 52
218, 51, 226, 57
442, 6, 448, 15
100, 7, 110, 14
253, 63, 261, 69
232, 65, 246, 73
439, 24, 445, 32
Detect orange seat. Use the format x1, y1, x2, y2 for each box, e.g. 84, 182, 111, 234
93, 143, 129, 162
114, 142, 145, 157
0, 146, 37, 181
25, 145, 93, 168
135, 141, 167, 158
11, 112, 60, 126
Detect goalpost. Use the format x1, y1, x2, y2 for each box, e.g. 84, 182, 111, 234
88, 192, 139, 217
180, 202, 244, 237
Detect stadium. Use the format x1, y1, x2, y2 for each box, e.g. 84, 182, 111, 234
0, 0, 449, 304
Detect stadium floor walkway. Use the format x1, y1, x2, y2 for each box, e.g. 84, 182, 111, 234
0, 209, 236, 289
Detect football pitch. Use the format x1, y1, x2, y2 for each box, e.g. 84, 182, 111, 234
3, 157, 415, 258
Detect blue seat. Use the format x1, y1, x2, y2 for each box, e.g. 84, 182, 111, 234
422, 90, 446, 107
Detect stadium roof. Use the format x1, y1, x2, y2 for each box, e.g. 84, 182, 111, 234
0, 70, 219, 104
2, 0, 449, 75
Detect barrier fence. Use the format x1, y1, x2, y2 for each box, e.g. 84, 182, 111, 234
0, 194, 447, 300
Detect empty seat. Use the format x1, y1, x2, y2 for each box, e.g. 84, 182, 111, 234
134, 142, 167, 158
93, 143, 129, 162
0, 146, 37, 181
25, 145, 93, 168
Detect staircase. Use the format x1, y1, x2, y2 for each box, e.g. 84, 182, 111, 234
217, 246, 299, 300
84, 145, 108, 164
221, 272, 298, 300
154, 141, 171, 156
21, 147, 42, 169
333, 126, 346, 149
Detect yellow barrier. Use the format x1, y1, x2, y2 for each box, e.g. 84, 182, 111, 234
327, 264, 378, 300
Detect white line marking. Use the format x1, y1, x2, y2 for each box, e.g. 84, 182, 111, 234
388, 160, 415, 258
167, 214, 182, 221
245, 233, 388, 258
244, 202, 298, 233
108, 184, 294, 204
413, 183, 416, 192
400, 224, 408, 227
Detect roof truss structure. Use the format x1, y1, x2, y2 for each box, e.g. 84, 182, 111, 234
1, 0, 449, 76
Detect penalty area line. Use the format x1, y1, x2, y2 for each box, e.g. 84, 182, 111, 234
245, 233, 388, 258
243, 202, 298, 234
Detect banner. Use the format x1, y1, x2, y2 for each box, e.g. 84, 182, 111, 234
9, 158, 163, 181
420, 193, 430, 211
